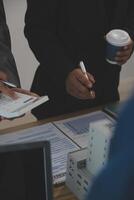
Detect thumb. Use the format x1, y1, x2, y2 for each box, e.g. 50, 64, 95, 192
0, 71, 7, 80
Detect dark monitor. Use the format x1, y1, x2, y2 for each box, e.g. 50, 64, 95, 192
0, 141, 53, 200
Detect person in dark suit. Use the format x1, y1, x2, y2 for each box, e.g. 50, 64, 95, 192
0, 0, 20, 82
0, 0, 38, 114
0, 0, 20, 97
24, 0, 134, 119
87, 93, 134, 200
0, 1, 23, 198
0, 2, 38, 199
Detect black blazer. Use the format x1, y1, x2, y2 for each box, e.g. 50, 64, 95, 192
0, 1, 21, 199
25, 0, 134, 118
0, 0, 20, 86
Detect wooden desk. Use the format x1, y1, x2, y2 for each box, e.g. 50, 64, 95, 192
0, 108, 99, 200
0, 107, 99, 135
54, 184, 78, 200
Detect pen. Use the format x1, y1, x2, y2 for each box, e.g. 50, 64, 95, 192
1, 81, 17, 88
79, 61, 89, 80
79, 61, 95, 98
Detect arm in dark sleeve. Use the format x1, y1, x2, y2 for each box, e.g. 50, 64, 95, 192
24, 0, 76, 93
0, 0, 20, 86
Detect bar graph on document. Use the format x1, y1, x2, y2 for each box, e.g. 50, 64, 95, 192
53, 111, 115, 148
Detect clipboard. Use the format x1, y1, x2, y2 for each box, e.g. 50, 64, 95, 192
0, 92, 49, 119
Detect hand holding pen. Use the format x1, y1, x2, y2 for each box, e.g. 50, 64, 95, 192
0, 71, 17, 99
0, 71, 38, 99
79, 61, 95, 98
66, 62, 95, 100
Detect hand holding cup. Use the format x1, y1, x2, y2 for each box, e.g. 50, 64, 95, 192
106, 29, 132, 65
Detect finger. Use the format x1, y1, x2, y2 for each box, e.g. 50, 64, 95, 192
75, 70, 94, 89
117, 60, 128, 65
87, 73, 95, 83
73, 76, 92, 95
123, 43, 133, 50
123, 46, 132, 51
66, 69, 96, 99
89, 90, 96, 99
0, 71, 7, 80
12, 88, 39, 97
70, 87, 95, 100
0, 84, 17, 99
69, 77, 88, 97
75, 70, 92, 88
66, 78, 95, 99
77, 89, 95, 100
77, 86, 91, 99
116, 57, 129, 65
116, 49, 131, 57
66, 77, 87, 99
117, 43, 133, 56
70, 79, 95, 99
4, 89, 17, 99
115, 55, 129, 62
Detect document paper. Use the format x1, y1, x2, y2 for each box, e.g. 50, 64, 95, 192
53, 111, 115, 148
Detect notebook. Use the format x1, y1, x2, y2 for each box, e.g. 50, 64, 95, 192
0, 92, 48, 118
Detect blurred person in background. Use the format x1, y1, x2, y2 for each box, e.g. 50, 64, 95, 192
0, 0, 38, 122
87, 92, 134, 200
0, 0, 20, 97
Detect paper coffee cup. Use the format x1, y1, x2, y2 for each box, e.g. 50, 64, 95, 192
106, 29, 131, 64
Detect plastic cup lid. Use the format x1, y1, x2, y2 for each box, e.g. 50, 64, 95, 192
106, 29, 130, 46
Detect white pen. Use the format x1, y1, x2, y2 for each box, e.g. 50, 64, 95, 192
79, 61, 95, 98
1, 81, 16, 88
79, 61, 89, 80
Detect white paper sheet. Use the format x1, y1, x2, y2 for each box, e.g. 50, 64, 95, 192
53, 111, 115, 148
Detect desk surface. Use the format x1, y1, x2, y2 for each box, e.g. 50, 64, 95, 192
0, 107, 99, 135
54, 184, 78, 200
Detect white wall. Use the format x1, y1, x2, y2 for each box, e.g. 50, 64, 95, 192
3, 0, 134, 90
4, 0, 38, 89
